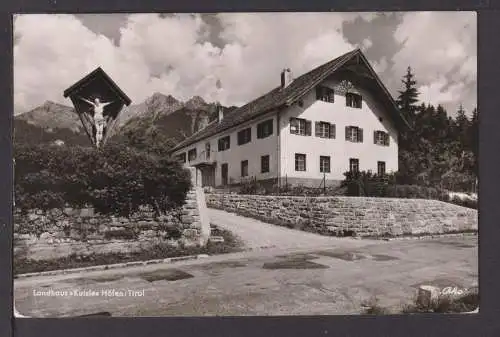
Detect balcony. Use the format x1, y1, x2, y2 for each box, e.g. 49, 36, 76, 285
188, 150, 216, 167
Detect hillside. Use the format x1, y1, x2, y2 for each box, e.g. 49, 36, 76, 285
14, 94, 237, 150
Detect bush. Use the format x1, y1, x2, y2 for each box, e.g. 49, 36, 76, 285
14, 143, 192, 216
341, 171, 396, 197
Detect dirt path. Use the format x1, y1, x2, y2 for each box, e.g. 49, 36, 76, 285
208, 208, 370, 250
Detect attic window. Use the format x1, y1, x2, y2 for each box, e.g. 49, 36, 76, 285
346, 92, 362, 109
316, 86, 335, 103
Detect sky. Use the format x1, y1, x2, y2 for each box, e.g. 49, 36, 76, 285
13, 12, 477, 116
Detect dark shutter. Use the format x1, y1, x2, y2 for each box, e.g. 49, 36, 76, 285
269, 120, 274, 136
289, 118, 295, 134
329, 124, 336, 139
345, 126, 350, 141
373, 131, 377, 144
305, 120, 312, 136
358, 128, 364, 143
257, 124, 262, 138
315, 122, 321, 137
316, 87, 321, 100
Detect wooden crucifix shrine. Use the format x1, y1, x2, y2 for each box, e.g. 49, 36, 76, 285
63, 67, 132, 148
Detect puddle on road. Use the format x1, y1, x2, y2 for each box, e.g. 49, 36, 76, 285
314, 250, 367, 261
68, 275, 125, 284
370, 254, 399, 261
275, 253, 318, 261
196, 261, 248, 270
138, 268, 194, 282
263, 253, 328, 270
263, 259, 329, 270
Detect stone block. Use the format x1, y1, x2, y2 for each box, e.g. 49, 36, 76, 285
416, 285, 441, 307
80, 208, 95, 218
181, 215, 195, 224
183, 228, 198, 239
209, 236, 225, 243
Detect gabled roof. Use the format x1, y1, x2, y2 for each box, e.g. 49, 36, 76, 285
63, 67, 132, 106
170, 48, 410, 153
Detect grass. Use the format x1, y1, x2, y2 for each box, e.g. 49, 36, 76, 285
402, 291, 479, 314
14, 225, 244, 275
362, 290, 479, 315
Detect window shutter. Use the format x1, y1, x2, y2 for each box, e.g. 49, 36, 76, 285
373, 131, 377, 144
316, 87, 321, 100
289, 118, 295, 134
358, 128, 364, 143
315, 122, 321, 137
305, 120, 312, 136
257, 124, 262, 138
329, 124, 336, 139
385, 133, 390, 146
345, 126, 350, 141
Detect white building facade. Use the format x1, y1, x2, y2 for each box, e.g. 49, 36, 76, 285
170, 49, 410, 188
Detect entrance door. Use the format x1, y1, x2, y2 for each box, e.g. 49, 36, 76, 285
221, 163, 228, 186
201, 166, 216, 187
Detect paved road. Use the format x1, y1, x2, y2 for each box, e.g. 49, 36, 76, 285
208, 208, 371, 251
15, 234, 478, 317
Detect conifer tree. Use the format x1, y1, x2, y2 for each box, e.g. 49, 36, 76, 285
397, 66, 420, 122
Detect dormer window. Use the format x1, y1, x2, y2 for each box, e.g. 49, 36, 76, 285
316, 86, 335, 103
346, 92, 362, 109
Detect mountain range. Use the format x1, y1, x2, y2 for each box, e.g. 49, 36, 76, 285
13, 94, 237, 148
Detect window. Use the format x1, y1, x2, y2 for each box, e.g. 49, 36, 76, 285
290, 118, 312, 136
346, 92, 362, 108
176, 153, 186, 163
261, 155, 270, 173
374, 131, 390, 146
349, 158, 359, 173
295, 153, 306, 171
345, 126, 363, 142
257, 119, 273, 139
315, 121, 336, 139
377, 161, 386, 175
241, 160, 249, 177
205, 142, 211, 159
320, 156, 331, 173
316, 86, 335, 103
218, 135, 230, 151
188, 148, 197, 161
237, 127, 252, 145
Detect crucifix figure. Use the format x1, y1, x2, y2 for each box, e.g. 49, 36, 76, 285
78, 96, 114, 147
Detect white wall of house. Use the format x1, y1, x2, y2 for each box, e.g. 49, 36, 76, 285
279, 75, 399, 182
172, 113, 280, 186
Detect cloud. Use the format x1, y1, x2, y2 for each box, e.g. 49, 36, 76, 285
390, 11, 476, 113
14, 12, 476, 116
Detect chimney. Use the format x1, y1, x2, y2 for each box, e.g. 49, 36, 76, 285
217, 104, 224, 123
280, 68, 293, 88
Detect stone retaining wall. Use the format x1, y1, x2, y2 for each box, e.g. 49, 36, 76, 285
206, 194, 478, 237
14, 167, 210, 261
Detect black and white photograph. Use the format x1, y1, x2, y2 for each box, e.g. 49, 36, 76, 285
13, 12, 478, 317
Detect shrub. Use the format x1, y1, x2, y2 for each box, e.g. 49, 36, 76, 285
14, 143, 192, 216
341, 171, 396, 197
